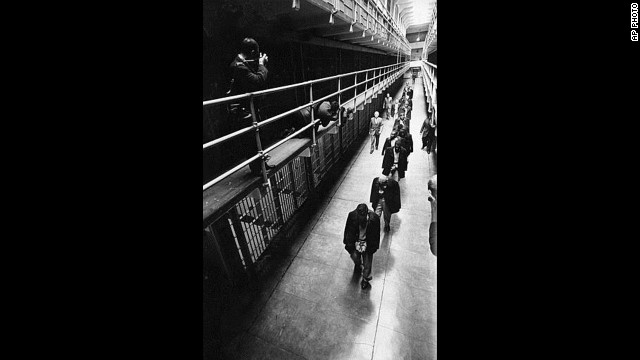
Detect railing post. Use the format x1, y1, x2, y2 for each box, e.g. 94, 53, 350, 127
382, 67, 386, 91
336, 75, 343, 156
310, 83, 316, 147
353, 72, 358, 111
382, 66, 386, 89
337, 77, 342, 127
365, 70, 370, 104
249, 97, 269, 186
386, 66, 391, 88
373, 69, 380, 95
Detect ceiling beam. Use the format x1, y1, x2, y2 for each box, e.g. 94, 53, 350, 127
316, 25, 361, 37
333, 31, 375, 41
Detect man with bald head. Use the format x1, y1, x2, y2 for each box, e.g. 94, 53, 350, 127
369, 111, 383, 153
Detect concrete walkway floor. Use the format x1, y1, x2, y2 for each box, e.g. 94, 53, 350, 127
223, 75, 437, 360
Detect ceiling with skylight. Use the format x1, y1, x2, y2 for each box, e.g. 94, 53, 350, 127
396, 0, 436, 29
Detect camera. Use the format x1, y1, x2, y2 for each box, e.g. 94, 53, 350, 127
259, 52, 269, 66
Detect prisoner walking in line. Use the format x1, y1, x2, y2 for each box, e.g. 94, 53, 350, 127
369, 111, 383, 154
343, 204, 381, 290
370, 176, 401, 232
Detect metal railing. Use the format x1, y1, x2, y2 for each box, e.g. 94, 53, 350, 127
422, 2, 437, 59
302, 0, 410, 54
421, 60, 437, 121
204, 74, 406, 286
203, 61, 410, 191
351, 0, 410, 52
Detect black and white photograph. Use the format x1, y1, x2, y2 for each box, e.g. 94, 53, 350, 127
203, 0, 437, 359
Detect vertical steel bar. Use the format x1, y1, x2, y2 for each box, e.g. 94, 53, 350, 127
249, 97, 269, 186
288, 162, 299, 209
374, 68, 377, 94
353, 72, 357, 111
337, 76, 342, 127
255, 191, 269, 243
228, 210, 253, 271
310, 83, 316, 147
385, 66, 389, 88
365, 70, 369, 103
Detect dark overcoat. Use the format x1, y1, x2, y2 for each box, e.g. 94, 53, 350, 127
369, 177, 401, 214
343, 210, 381, 254
381, 147, 408, 175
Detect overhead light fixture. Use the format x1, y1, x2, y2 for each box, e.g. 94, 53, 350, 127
329, 9, 338, 25
362, 30, 366, 37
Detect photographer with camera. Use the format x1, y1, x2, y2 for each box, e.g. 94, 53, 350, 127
227, 37, 273, 176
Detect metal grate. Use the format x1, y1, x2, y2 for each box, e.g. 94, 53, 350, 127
290, 157, 309, 205
310, 129, 339, 187
342, 115, 355, 151
311, 142, 323, 187
213, 153, 312, 273
270, 164, 296, 224
223, 187, 279, 266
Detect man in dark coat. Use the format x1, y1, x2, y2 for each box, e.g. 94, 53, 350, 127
382, 141, 409, 180
428, 174, 437, 256
397, 129, 413, 156
420, 113, 432, 152
370, 176, 401, 232
343, 203, 380, 289
403, 95, 413, 124
228, 37, 273, 175
380, 130, 398, 156
393, 114, 406, 133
